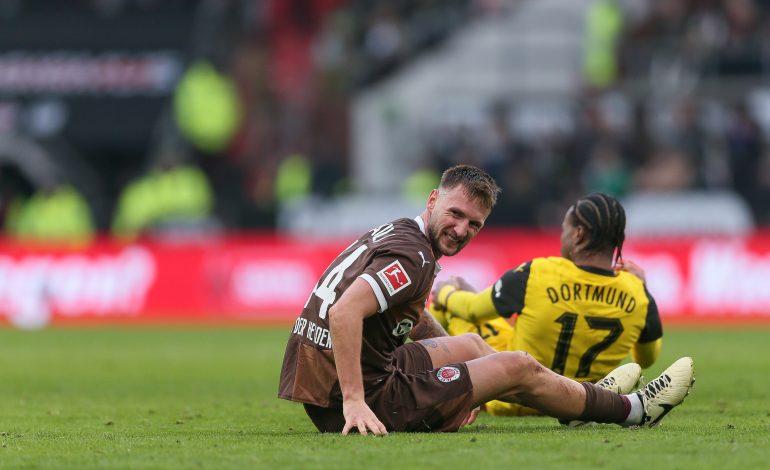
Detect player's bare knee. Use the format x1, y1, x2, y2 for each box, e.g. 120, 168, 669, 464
459, 333, 494, 358
500, 351, 542, 378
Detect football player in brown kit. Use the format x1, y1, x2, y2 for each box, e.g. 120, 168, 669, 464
278, 165, 694, 435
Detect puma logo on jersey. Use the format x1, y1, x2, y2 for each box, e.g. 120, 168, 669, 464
418, 251, 430, 267
377, 260, 412, 296
494, 279, 503, 298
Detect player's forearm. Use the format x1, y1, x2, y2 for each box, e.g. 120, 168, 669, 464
328, 308, 366, 401
438, 286, 499, 323
409, 309, 449, 341
633, 338, 662, 369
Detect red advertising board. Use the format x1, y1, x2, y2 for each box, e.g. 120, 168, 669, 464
1, 230, 769, 327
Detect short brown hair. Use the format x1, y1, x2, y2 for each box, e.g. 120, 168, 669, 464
439, 164, 501, 210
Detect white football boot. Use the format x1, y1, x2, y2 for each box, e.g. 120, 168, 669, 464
567, 362, 643, 427
595, 362, 643, 394
634, 356, 695, 427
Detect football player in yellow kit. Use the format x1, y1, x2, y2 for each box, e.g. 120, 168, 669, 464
430, 193, 662, 416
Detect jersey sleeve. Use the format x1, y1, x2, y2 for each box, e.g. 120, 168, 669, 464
490, 261, 531, 318
360, 250, 429, 313
638, 286, 663, 343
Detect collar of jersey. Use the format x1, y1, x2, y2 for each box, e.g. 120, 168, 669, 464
574, 264, 615, 277
413, 215, 442, 275
414, 215, 426, 235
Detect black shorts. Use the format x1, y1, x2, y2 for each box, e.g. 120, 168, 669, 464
304, 342, 474, 433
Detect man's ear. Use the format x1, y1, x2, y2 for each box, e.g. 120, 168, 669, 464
574, 224, 587, 247
427, 189, 439, 211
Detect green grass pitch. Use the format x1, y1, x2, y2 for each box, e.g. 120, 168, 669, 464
0, 326, 768, 469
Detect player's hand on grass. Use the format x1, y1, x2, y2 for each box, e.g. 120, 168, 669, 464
460, 406, 480, 427
342, 399, 388, 436
615, 259, 646, 282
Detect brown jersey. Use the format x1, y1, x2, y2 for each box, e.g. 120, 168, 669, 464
278, 216, 440, 408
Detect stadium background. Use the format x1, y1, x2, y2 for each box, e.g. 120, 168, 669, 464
1, 0, 770, 328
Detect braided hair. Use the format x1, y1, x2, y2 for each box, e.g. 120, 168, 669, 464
568, 193, 627, 263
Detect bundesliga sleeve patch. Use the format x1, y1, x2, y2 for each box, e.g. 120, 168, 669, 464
376, 260, 412, 296
437, 366, 461, 383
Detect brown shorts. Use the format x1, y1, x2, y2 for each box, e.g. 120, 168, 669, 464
304, 342, 474, 433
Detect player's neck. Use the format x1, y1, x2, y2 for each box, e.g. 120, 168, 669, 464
571, 253, 613, 272
417, 211, 443, 260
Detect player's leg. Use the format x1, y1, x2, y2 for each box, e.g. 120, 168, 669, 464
389, 348, 622, 429
483, 361, 643, 418
465, 352, 695, 426
416, 333, 497, 368
411, 337, 614, 422
467, 351, 588, 418
388, 341, 478, 432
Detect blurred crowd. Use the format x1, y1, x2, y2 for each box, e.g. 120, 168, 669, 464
0, 0, 477, 243
620, 0, 770, 80
3, 0, 770, 245
427, 0, 770, 227
211, 0, 476, 229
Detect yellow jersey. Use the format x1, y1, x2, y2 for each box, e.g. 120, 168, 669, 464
493, 257, 662, 382
447, 316, 513, 352
427, 303, 513, 352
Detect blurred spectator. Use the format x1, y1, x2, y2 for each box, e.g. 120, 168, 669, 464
713, 0, 764, 76
364, 2, 403, 62
582, 140, 631, 196
112, 151, 215, 241
487, 159, 538, 226
174, 61, 242, 155
667, 98, 709, 187
583, 0, 624, 89
5, 180, 94, 246
620, 0, 691, 78
634, 146, 696, 191
478, 102, 515, 183
311, 137, 348, 199
725, 102, 763, 206
274, 153, 312, 206
402, 166, 440, 205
